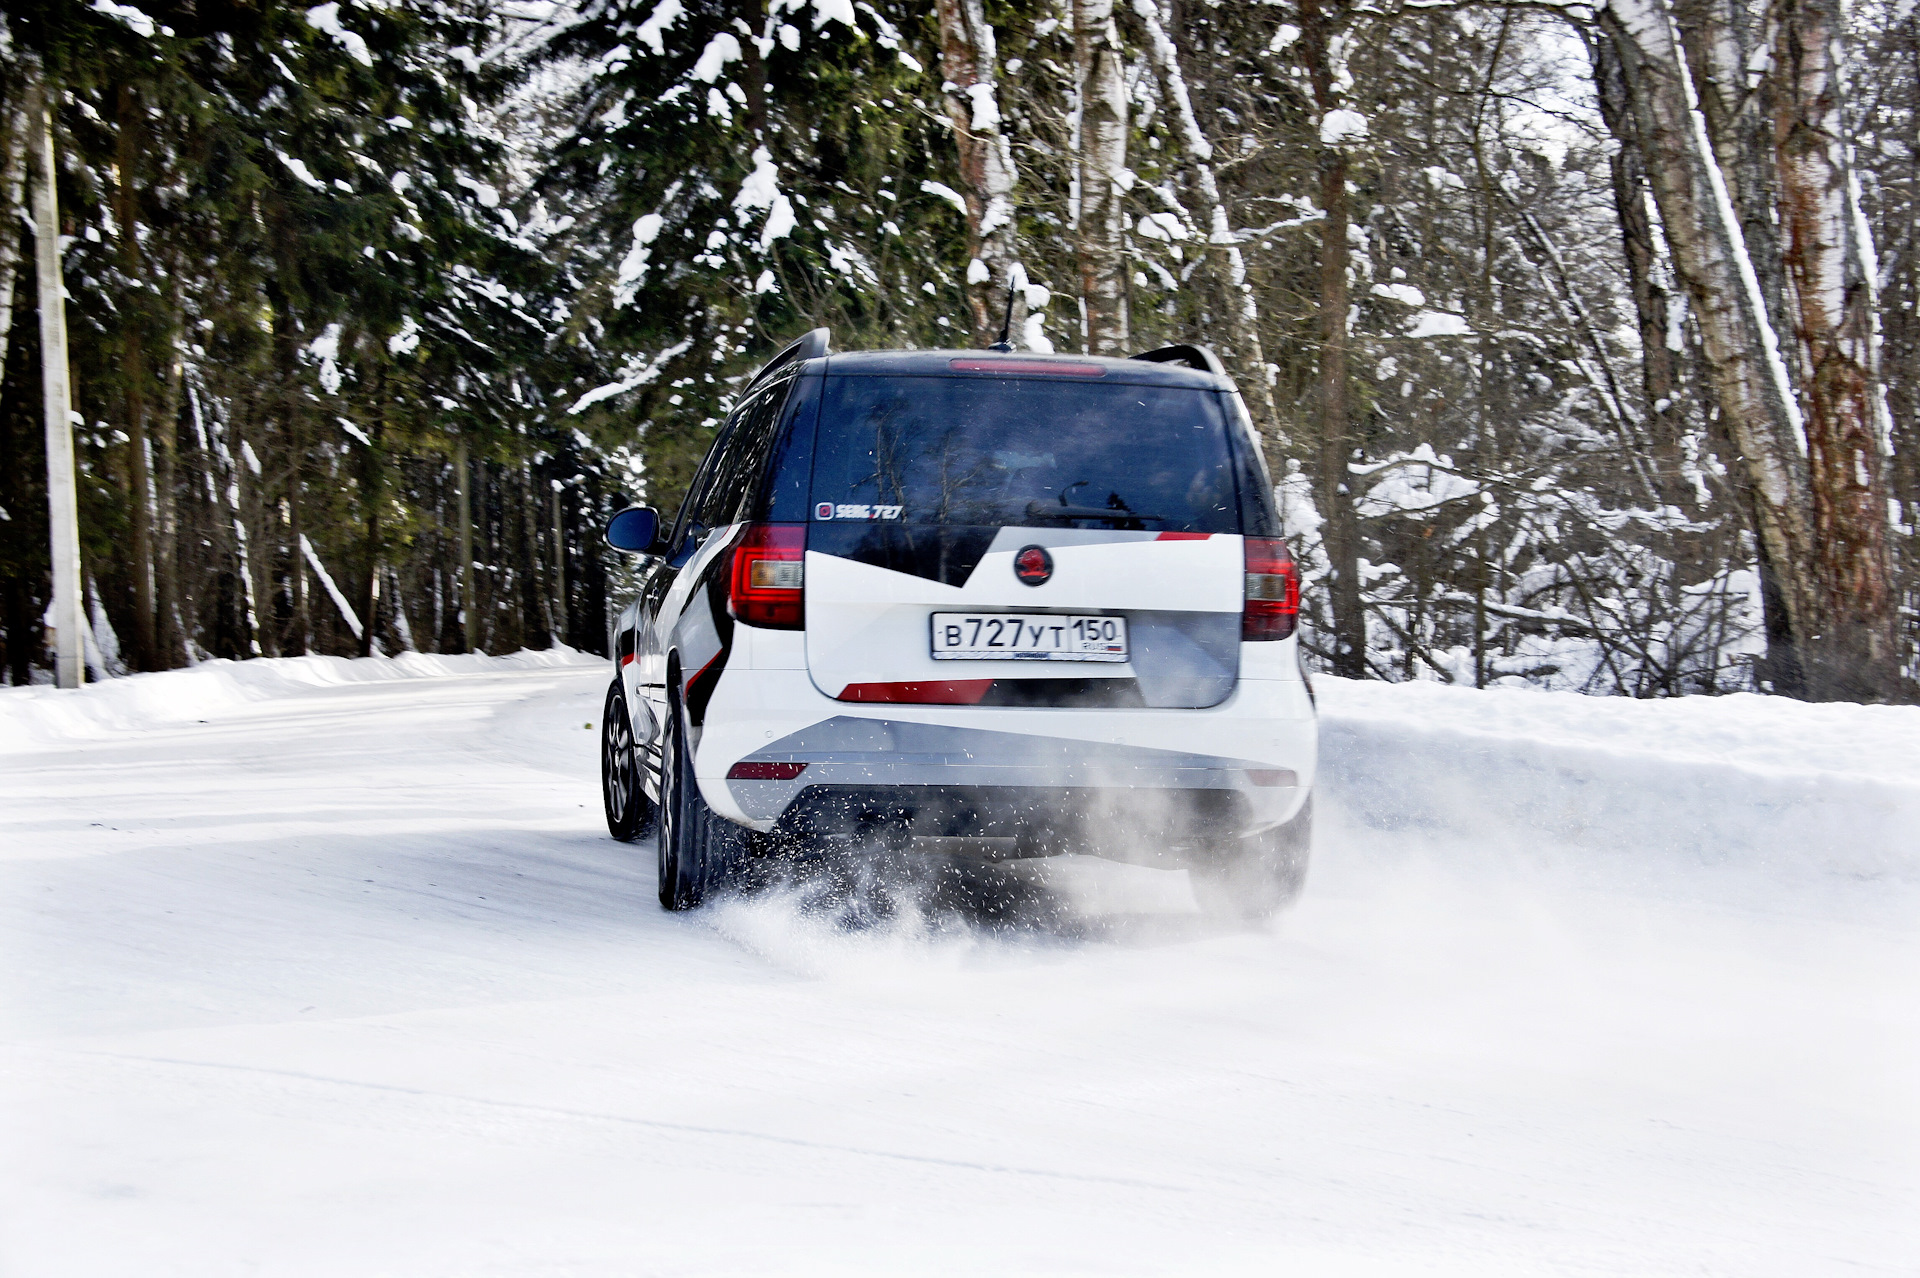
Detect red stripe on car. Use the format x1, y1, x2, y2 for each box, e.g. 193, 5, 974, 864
727, 761, 809, 780
837, 679, 994, 704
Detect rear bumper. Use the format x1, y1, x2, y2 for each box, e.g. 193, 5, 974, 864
692, 627, 1315, 839
770, 783, 1252, 855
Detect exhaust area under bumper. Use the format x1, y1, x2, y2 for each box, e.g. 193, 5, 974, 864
723, 715, 1301, 847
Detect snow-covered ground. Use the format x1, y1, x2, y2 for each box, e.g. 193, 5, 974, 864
2, 653, 1915, 1276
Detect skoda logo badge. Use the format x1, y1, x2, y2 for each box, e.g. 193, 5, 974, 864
1014, 545, 1053, 586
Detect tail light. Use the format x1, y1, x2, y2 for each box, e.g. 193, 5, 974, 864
729, 522, 806, 629
1244, 537, 1299, 641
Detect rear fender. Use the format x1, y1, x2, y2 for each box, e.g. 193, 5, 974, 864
670, 527, 745, 727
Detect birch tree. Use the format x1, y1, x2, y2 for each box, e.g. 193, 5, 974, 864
1851, 0, 1916, 680
1597, 0, 1822, 688
1130, 0, 1281, 433
935, 0, 1027, 346
1073, 0, 1130, 351
1600, 0, 1900, 698
1767, 0, 1900, 697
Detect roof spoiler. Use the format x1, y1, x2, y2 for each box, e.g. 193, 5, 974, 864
1129, 344, 1226, 376
747, 327, 830, 392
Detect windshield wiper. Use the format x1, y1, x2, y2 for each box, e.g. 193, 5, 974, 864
1024, 500, 1165, 525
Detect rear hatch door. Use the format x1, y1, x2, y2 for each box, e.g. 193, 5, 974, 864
802, 362, 1246, 708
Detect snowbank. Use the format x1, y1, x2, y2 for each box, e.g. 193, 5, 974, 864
0, 647, 603, 753
1318, 675, 1920, 884
8, 650, 1913, 885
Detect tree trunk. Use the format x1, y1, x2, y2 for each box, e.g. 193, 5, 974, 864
116, 85, 159, 671
1668, 0, 1814, 686
455, 438, 475, 653
1300, 0, 1367, 678
1594, 31, 1687, 496
519, 457, 549, 650
1600, 0, 1816, 693
154, 347, 183, 664
550, 482, 567, 644
1133, 0, 1283, 439
1675, 0, 1793, 350
270, 301, 309, 656
30, 74, 86, 688
0, 93, 26, 379
934, 0, 1025, 347
1882, 21, 1919, 666
234, 411, 278, 658
0, 97, 25, 686
1768, 0, 1901, 698
1469, 13, 1510, 687
358, 412, 383, 658
191, 382, 258, 658
1073, 0, 1129, 353
1315, 147, 1366, 679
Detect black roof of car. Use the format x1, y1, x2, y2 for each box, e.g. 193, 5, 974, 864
799, 349, 1234, 391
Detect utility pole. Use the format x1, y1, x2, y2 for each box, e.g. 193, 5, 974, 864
549, 480, 566, 644
31, 78, 83, 689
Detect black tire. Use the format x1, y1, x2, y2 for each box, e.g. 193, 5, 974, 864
656, 695, 749, 910
601, 679, 654, 842
1189, 796, 1312, 922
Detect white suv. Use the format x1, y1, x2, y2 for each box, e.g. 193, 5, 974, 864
600, 331, 1317, 918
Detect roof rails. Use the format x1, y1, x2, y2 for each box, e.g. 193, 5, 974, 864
747, 327, 830, 392
1130, 344, 1226, 376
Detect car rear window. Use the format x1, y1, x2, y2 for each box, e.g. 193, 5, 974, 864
808, 375, 1239, 532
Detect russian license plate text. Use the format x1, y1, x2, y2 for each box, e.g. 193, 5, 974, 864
930, 613, 1128, 662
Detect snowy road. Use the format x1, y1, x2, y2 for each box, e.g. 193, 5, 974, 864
3, 653, 1916, 1276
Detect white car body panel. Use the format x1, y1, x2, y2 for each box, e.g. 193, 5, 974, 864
802, 533, 1245, 700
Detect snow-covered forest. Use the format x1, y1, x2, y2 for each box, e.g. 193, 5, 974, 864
0, 0, 1916, 700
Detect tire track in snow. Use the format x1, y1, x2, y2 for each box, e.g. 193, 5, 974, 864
44, 1046, 1194, 1195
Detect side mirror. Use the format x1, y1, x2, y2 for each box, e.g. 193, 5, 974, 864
604, 506, 663, 555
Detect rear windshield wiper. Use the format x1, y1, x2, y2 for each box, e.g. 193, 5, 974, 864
1025, 500, 1165, 525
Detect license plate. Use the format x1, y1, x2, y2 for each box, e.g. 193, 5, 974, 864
930, 613, 1128, 662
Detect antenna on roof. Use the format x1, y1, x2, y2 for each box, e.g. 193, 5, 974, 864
990, 284, 1016, 351
989, 263, 1027, 352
